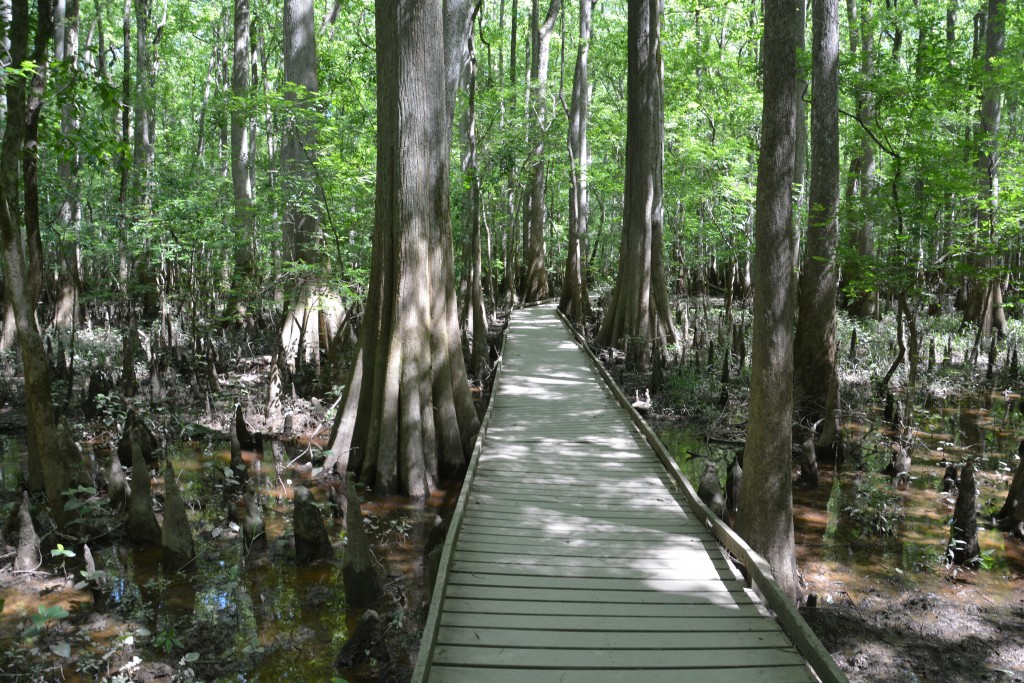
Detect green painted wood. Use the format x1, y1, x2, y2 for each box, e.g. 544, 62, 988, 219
438, 612, 784, 632
432, 646, 806, 669
415, 305, 818, 683
440, 598, 763, 618
457, 515, 703, 533
456, 520, 704, 536
427, 665, 816, 683
453, 540, 722, 560
454, 530, 717, 548
444, 572, 748, 592
435, 626, 793, 649
449, 559, 731, 580
442, 584, 754, 604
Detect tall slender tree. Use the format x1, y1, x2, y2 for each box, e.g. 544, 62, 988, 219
0, 0, 82, 523
596, 0, 676, 359
278, 0, 331, 376
327, 0, 480, 498
230, 0, 256, 314
559, 0, 595, 326
460, 19, 489, 380
736, 0, 801, 602
53, 0, 82, 329
794, 0, 840, 430
963, 0, 1007, 337
520, 0, 560, 303
843, 0, 877, 318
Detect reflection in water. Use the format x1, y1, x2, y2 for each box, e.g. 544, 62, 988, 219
0, 435, 451, 682
660, 392, 1024, 605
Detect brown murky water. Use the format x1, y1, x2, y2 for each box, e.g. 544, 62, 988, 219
661, 390, 1024, 609
0, 435, 455, 681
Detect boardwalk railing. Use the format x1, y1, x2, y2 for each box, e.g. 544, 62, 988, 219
413, 304, 847, 683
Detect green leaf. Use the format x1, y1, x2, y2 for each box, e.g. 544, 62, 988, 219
50, 642, 71, 658
184, 652, 200, 663
41, 606, 69, 620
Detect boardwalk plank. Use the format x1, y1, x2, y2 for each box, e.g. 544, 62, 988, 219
441, 598, 763, 618
454, 530, 716, 548
438, 612, 783, 632
433, 646, 805, 669
449, 559, 731, 580
428, 666, 815, 683
434, 627, 786, 649
442, 585, 754, 605
444, 572, 748, 592
456, 540, 722, 560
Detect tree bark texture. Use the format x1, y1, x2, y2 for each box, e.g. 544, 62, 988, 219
327, 0, 480, 498
520, 0, 560, 303
559, 0, 594, 325
794, 0, 840, 419
735, 0, 801, 603
596, 0, 676, 356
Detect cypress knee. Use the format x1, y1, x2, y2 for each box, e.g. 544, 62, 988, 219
15, 493, 40, 572
949, 459, 980, 566
293, 485, 334, 565
161, 462, 195, 570
342, 473, 383, 608
128, 443, 162, 546
697, 461, 725, 520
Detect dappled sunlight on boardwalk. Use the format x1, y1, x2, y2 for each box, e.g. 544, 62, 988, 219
415, 304, 816, 683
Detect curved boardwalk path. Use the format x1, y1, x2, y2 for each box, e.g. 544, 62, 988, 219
413, 304, 828, 683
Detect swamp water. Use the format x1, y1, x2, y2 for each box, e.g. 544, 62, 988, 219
0, 435, 456, 682
660, 390, 1024, 606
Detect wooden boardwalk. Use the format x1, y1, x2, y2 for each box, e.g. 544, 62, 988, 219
414, 304, 840, 683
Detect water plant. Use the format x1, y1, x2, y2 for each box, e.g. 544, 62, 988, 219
21, 605, 70, 639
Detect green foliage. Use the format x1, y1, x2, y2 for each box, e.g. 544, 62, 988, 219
842, 476, 905, 539
22, 605, 70, 639
662, 365, 720, 418
62, 485, 112, 525
50, 543, 76, 559
155, 627, 184, 654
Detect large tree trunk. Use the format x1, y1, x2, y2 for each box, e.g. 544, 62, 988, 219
520, 0, 560, 303
558, 0, 594, 326
326, 0, 480, 498
963, 0, 1007, 337
735, 0, 801, 603
794, 0, 840, 421
596, 0, 676, 359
